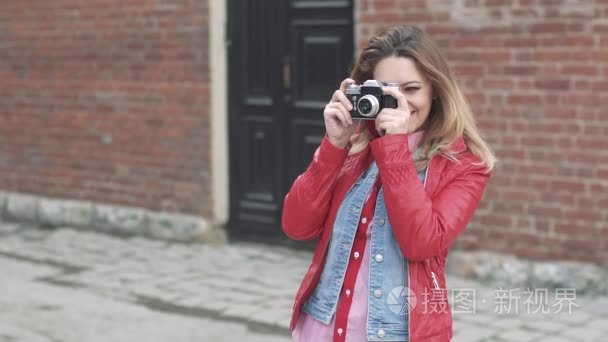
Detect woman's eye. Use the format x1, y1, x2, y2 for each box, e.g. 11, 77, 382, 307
402, 87, 420, 92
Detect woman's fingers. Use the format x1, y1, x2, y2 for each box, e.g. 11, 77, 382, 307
335, 90, 353, 113
382, 86, 409, 111
339, 78, 355, 94
376, 107, 411, 136
376, 120, 390, 137
376, 109, 410, 125
331, 89, 354, 115
327, 102, 353, 126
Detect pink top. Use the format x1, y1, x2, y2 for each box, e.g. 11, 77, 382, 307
292, 132, 424, 342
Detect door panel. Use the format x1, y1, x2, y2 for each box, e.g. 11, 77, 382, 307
228, 0, 353, 242
291, 23, 353, 107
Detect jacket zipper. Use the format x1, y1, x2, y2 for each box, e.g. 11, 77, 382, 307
424, 258, 440, 290
431, 271, 440, 290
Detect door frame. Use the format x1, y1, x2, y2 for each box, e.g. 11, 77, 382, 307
210, 0, 229, 228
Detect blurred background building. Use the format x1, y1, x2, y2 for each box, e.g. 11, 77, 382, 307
0, 0, 606, 267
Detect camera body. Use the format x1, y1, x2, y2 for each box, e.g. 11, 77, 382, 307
345, 80, 398, 120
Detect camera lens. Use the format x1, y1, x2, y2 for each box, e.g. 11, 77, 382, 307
357, 95, 379, 117
359, 99, 372, 114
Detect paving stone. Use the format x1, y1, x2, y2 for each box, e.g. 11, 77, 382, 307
582, 297, 608, 317
458, 312, 499, 325
487, 316, 524, 330
521, 319, 567, 334
452, 321, 477, 334
199, 297, 232, 312
451, 325, 495, 342
0, 221, 20, 234
535, 336, 574, 342
221, 303, 264, 318
583, 318, 608, 332
562, 327, 605, 341
495, 329, 543, 342
553, 311, 593, 326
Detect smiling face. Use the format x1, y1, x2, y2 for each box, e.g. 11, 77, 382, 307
373, 56, 434, 133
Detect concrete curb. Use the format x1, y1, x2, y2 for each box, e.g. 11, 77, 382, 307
1, 191, 606, 295
0, 191, 226, 244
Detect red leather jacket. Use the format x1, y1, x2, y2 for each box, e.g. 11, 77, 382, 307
282, 133, 491, 341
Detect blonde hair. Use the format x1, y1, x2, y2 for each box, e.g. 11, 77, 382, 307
349, 26, 495, 172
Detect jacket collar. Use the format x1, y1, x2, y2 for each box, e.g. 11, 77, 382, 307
446, 136, 467, 154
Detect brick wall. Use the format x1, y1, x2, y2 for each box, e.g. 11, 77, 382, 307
0, 1, 212, 216
2, 0, 606, 264
357, 0, 608, 264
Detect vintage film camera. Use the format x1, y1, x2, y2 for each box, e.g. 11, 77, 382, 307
345, 80, 398, 119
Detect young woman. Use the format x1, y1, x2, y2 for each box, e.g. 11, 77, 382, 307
282, 25, 495, 342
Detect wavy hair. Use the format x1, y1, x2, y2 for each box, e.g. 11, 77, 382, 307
349, 26, 495, 172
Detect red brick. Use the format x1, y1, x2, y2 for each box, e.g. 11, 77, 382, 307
481, 79, 514, 89
540, 35, 595, 47
485, 0, 514, 5
597, 169, 608, 180
531, 22, 567, 34
425, 25, 459, 35
453, 36, 487, 48
539, 0, 564, 4
507, 94, 542, 105
595, 24, 608, 34
550, 180, 586, 192
503, 190, 538, 201
562, 65, 599, 76
373, 0, 397, 11
480, 214, 513, 227
591, 81, 608, 91
535, 78, 571, 91
502, 65, 539, 75
479, 50, 513, 63
528, 205, 564, 218
452, 64, 485, 77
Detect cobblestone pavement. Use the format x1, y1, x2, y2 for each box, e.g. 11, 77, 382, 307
1, 221, 608, 342
0, 256, 290, 342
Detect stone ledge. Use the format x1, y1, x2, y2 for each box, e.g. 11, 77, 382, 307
0, 191, 226, 244
2, 192, 606, 295
447, 250, 608, 295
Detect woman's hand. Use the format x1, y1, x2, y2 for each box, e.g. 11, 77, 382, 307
324, 78, 357, 148
375, 87, 411, 136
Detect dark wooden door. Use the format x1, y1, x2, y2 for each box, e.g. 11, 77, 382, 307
227, 0, 354, 243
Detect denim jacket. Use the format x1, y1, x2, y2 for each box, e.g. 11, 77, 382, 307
302, 161, 426, 341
